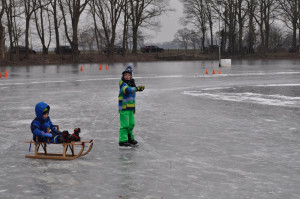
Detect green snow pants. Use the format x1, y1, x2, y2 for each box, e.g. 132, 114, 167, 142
119, 110, 135, 143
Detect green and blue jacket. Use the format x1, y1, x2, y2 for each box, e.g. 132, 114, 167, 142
119, 79, 137, 112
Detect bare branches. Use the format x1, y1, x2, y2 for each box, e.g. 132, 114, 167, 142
58, 0, 89, 60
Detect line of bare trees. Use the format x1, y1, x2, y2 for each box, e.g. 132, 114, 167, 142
0, 0, 170, 62
176, 0, 300, 55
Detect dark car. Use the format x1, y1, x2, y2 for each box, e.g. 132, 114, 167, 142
55, 46, 80, 54
204, 45, 219, 52
102, 46, 124, 54
10, 46, 36, 54
141, 46, 164, 53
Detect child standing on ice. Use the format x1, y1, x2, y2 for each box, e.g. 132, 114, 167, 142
31, 102, 63, 143
118, 66, 145, 148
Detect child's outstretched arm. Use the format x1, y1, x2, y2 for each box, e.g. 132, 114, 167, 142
120, 82, 137, 94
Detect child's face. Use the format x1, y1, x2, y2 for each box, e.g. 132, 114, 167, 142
124, 73, 131, 81
43, 113, 49, 119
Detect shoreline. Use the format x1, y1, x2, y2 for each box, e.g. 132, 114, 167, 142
0, 52, 299, 67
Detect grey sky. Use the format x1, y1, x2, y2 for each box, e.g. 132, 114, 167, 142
148, 0, 183, 43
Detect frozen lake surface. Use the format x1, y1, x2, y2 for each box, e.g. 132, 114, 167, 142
0, 60, 300, 199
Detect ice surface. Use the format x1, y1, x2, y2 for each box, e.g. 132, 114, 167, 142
0, 60, 300, 199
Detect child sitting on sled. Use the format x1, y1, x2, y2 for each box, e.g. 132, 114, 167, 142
30, 102, 81, 143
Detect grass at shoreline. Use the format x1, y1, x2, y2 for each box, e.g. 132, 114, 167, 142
0, 51, 299, 67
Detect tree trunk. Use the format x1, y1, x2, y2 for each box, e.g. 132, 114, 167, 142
292, 23, 297, 49
52, 0, 60, 54
298, 26, 300, 53
72, 21, 79, 61
259, 23, 265, 55
122, 0, 129, 56
248, 11, 255, 53
264, 2, 270, 52
298, 0, 300, 53
132, 27, 138, 54
25, 18, 30, 58
0, 25, 5, 60
58, 0, 89, 61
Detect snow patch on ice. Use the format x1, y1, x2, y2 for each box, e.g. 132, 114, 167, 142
201, 87, 235, 91
255, 83, 300, 87
183, 91, 300, 107
217, 71, 300, 77
31, 80, 67, 84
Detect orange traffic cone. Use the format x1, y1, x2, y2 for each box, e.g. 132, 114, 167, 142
80, 65, 83, 71
218, 68, 221, 74
4, 69, 8, 78
99, 64, 102, 71
106, 64, 109, 71
205, 69, 208, 74
212, 69, 215, 74
0, 71, 2, 78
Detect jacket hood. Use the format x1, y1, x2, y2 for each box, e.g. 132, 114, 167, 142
35, 102, 50, 120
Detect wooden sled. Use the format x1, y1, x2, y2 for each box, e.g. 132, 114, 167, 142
25, 126, 93, 160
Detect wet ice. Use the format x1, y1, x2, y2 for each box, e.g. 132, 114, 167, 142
0, 60, 300, 199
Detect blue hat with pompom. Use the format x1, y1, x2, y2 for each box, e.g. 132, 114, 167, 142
122, 65, 133, 76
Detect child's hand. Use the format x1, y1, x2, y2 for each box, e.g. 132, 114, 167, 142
136, 85, 145, 92
41, 131, 53, 138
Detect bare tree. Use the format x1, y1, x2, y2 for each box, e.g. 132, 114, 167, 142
173, 28, 191, 51
205, 0, 214, 46
245, 0, 256, 54
253, 0, 277, 54
236, 0, 248, 53
298, 0, 300, 53
0, 0, 5, 60
58, 0, 89, 61
121, 0, 130, 55
89, 1, 104, 53
4, 0, 24, 60
24, 0, 38, 58
90, 0, 125, 57
223, 0, 238, 54
180, 0, 208, 50
49, 0, 62, 54
277, 0, 299, 53
189, 30, 201, 49
268, 24, 284, 52
129, 0, 170, 54
78, 27, 95, 53
34, 0, 51, 54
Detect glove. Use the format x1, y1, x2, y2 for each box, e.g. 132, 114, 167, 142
41, 131, 53, 138
136, 85, 145, 92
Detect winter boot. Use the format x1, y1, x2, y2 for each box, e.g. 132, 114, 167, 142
128, 139, 138, 146
54, 135, 63, 144
119, 141, 132, 148
70, 128, 81, 142
62, 130, 71, 143
128, 133, 138, 146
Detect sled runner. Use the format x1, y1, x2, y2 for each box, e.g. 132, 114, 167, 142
25, 126, 93, 160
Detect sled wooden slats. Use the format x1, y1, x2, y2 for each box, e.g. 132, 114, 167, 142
25, 140, 94, 160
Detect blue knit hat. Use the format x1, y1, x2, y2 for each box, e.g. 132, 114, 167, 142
122, 65, 133, 76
